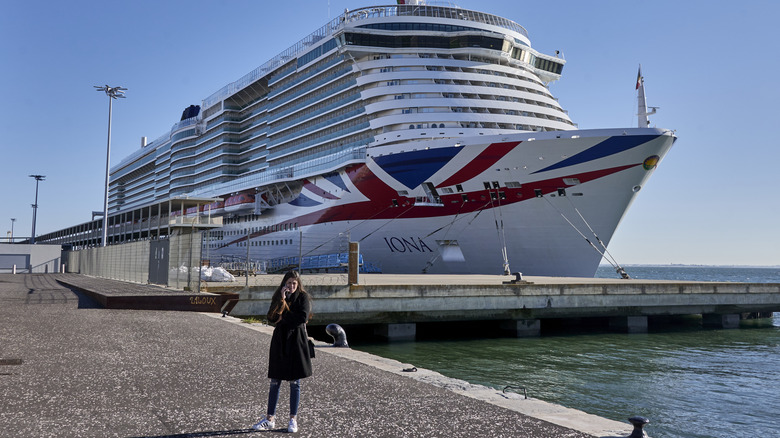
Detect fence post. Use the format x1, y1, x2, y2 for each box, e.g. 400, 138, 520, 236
348, 241, 359, 285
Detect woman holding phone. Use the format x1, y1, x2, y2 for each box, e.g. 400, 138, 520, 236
252, 270, 312, 433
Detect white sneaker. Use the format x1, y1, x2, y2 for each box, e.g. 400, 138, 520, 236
288, 418, 298, 433
252, 417, 275, 430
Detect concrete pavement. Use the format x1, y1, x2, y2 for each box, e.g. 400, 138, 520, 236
0, 274, 636, 437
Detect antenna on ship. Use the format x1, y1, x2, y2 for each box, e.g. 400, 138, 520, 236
636, 64, 657, 128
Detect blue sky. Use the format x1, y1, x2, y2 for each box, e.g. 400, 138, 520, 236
2, 0, 778, 266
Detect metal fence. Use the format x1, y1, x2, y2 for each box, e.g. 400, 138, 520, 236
63, 230, 357, 288
64, 232, 203, 290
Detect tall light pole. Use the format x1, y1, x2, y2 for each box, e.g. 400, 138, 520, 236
94, 85, 126, 247
9, 218, 15, 243
29, 175, 45, 244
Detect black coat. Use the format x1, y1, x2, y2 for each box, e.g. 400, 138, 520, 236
267, 290, 312, 381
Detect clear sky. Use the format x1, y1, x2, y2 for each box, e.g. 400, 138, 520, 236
2, 0, 778, 266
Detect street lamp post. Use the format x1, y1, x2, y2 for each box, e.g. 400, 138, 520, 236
29, 175, 45, 244
10, 218, 15, 243
94, 85, 126, 247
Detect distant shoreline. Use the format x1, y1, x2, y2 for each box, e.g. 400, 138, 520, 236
600, 264, 780, 268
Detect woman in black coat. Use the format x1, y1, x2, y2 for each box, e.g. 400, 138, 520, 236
252, 270, 312, 433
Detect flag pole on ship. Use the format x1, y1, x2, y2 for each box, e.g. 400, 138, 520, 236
636, 64, 656, 128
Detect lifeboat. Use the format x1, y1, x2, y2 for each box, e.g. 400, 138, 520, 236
201, 200, 225, 216
224, 192, 255, 213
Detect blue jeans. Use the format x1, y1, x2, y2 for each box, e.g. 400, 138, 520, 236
266, 379, 301, 417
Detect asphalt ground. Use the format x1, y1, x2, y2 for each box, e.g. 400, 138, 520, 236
0, 274, 633, 437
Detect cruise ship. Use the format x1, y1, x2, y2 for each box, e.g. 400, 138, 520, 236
87, 2, 676, 276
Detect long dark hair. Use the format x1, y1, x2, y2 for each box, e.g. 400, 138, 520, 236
267, 270, 306, 323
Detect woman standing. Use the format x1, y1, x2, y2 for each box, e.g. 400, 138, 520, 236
252, 270, 312, 433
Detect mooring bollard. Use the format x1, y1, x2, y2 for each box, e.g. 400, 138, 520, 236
326, 323, 349, 347
628, 416, 649, 438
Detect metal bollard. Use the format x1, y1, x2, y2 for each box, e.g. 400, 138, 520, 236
628, 416, 649, 438
326, 323, 349, 347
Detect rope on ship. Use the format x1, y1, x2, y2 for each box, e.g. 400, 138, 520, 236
421, 199, 474, 273
421, 198, 510, 274
424, 199, 494, 240
564, 196, 630, 279
538, 191, 630, 279
304, 203, 399, 257
489, 191, 512, 275
358, 204, 416, 242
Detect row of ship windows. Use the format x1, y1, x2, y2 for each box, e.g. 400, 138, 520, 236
381, 79, 553, 101
270, 101, 365, 141
398, 122, 556, 132
376, 65, 545, 89
397, 107, 569, 122
269, 132, 370, 168
272, 91, 359, 130
371, 52, 541, 80
270, 64, 352, 108
272, 75, 354, 118
344, 33, 563, 75
388, 92, 558, 110
205, 239, 294, 249
357, 22, 490, 34
215, 222, 300, 235
269, 116, 369, 155
271, 52, 343, 93
343, 32, 505, 52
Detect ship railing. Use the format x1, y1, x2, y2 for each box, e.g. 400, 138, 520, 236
267, 108, 365, 147
265, 253, 360, 273
168, 214, 223, 227
269, 66, 353, 109
218, 257, 267, 276
268, 142, 367, 178
267, 121, 370, 157
170, 116, 199, 133
190, 146, 366, 198
266, 56, 345, 99
268, 80, 358, 120
269, 93, 360, 131
203, 14, 344, 109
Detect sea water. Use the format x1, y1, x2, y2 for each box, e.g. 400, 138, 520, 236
353, 266, 780, 438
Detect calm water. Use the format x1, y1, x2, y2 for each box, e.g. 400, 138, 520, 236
353, 266, 780, 438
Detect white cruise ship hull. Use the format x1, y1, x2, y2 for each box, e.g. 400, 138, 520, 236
211, 127, 675, 276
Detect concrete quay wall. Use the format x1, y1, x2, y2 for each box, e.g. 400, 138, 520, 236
230, 275, 780, 329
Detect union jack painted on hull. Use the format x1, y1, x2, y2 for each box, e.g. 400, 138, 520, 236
215, 128, 674, 276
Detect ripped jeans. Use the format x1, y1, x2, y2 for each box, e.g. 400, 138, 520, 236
266, 379, 301, 417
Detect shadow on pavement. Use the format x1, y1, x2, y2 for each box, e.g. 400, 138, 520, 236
127, 428, 257, 437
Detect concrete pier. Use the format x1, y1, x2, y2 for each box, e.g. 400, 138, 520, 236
703, 313, 741, 329
609, 316, 649, 334
501, 318, 542, 337
374, 322, 417, 341
228, 273, 780, 339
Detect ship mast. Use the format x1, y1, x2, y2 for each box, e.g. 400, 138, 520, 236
636, 65, 656, 128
